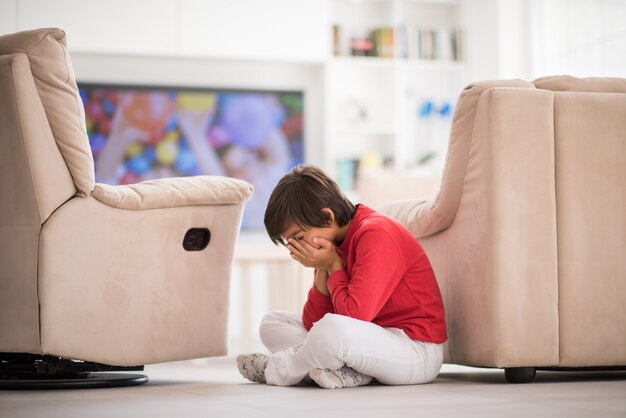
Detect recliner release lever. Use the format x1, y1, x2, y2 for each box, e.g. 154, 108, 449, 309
182, 228, 211, 251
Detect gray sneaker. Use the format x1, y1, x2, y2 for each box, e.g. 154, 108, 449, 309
309, 366, 373, 389
236, 353, 269, 383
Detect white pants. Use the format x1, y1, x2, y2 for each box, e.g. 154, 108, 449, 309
260, 311, 444, 387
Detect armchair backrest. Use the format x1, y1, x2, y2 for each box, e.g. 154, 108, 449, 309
0, 28, 91, 352
0, 53, 77, 225
0, 28, 95, 198
390, 79, 536, 239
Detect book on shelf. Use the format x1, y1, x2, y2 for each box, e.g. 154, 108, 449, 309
333, 24, 341, 56
350, 37, 374, 57
336, 158, 360, 192
419, 29, 436, 60
334, 25, 395, 58
369, 27, 395, 58
451, 27, 462, 62
397, 25, 462, 61
333, 25, 461, 61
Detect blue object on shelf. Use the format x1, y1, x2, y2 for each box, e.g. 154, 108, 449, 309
419, 100, 433, 118
439, 102, 452, 117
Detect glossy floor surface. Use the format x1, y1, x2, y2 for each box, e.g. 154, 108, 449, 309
1, 357, 625, 418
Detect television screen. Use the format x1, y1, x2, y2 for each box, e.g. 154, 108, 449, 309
79, 83, 304, 229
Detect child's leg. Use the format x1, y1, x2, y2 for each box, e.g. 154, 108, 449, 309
265, 313, 443, 387
240, 311, 370, 387
254, 311, 316, 385
259, 311, 308, 353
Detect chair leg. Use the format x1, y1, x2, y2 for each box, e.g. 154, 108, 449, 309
504, 367, 536, 383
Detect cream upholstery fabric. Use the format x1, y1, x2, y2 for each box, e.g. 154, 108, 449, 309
534, 75, 626, 93
0, 28, 253, 366
0, 52, 76, 353
380, 76, 625, 369
0, 53, 77, 222
536, 76, 626, 366
39, 196, 244, 365
552, 91, 626, 366
0, 28, 95, 196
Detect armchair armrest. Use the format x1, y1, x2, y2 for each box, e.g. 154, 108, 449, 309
377, 198, 453, 239
92, 176, 253, 210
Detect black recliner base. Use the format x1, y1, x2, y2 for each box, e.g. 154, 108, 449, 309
0, 353, 148, 390
505, 365, 626, 384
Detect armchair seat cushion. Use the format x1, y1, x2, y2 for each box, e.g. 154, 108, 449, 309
92, 176, 253, 210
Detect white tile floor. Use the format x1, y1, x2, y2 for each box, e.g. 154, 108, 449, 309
1, 357, 625, 418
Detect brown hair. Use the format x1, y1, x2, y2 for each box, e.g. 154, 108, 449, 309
264, 164, 356, 245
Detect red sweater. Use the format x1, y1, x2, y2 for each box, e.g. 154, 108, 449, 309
302, 205, 447, 343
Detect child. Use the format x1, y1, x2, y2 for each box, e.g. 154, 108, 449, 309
237, 164, 447, 389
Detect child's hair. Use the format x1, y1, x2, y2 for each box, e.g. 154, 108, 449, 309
264, 164, 356, 245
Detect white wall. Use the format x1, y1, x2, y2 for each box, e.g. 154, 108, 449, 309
463, 0, 533, 82
530, 0, 626, 78
463, 0, 501, 82
497, 0, 532, 80
4, 0, 330, 61
463, 0, 626, 81
0, 0, 17, 35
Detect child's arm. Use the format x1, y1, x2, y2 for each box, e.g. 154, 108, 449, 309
302, 269, 334, 330
287, 238, 343, 329
314, 268, 330, 296
325, 229, 406, 322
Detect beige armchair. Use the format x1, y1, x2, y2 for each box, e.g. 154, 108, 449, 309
0, 28, 252, 387
380, 76, 626, 383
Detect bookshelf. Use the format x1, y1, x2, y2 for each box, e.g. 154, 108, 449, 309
325, 0, 467, 196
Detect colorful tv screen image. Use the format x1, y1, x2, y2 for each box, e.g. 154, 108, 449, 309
79, 83, 305, 229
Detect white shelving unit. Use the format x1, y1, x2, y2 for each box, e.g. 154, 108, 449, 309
325, 0, 468, 194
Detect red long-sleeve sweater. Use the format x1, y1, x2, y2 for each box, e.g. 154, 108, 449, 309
302, 205, 447, 344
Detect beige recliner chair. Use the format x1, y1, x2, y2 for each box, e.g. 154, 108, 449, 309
0, 28, 252, 387
380, 76, 626, 383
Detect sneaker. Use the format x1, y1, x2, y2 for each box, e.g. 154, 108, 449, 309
236, 353, 269, 383
309, 366, 373, 389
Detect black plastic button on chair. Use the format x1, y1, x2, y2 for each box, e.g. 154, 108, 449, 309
182, 228, 211, 251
